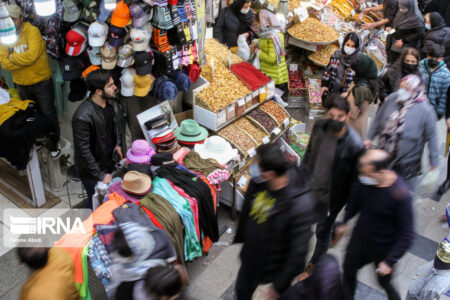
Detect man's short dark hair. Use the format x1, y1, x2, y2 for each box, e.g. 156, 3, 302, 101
256, 143, 288, 176
324, 94, 350, 114
86, 69, 112, 93
17, 247, 50, 270
145, 264, 183, 298
428, 44, 445, 58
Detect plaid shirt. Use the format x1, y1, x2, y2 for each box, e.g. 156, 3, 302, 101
321, 55, 355, 94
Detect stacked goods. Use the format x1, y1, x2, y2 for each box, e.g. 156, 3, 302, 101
260, 100, 289, 124
288, 18, 339, 43
329, 0, 353, 17
230, 62, 271, 91
288, 67, 306, 93
288, 0, 301, 11
204, 38, 243, 66
248, 108, 278, 132
234, 118, 268, 143
218, 124, 257, 153
266, 0, 280, 9
308, 44, 339, 66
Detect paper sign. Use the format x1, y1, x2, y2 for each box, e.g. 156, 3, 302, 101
248, 148, 256, 157
262, 136, 270, 144
217, 109, 226, 125
259, 87, 266, 94
238, 98, 245, 107
239, 160, 245, 169
211, 58, 215, 78
252, 90, 259, 98
294, 6, 309, 22
351, 9, 356, 16
289, 64, 299, 71
272, 127, 281, 135
237, 175, 248, 188
245, 95, 252, 102
309, 78, 318, 86
268, 81, 275, 90
283, 118, 290, 127
267, 4, 275, 12
227, 104, 235, 113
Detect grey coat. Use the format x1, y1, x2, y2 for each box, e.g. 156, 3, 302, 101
406, 260, 450, 300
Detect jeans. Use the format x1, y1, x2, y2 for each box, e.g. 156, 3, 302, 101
17, 79, 60, 145
343, 233, 401, 300
80, 176, 98, 210
309, 202, 339, 264
235, 261, 260, 300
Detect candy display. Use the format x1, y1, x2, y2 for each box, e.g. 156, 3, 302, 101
204, 38, 243, 66
248, 108, 278, 132
231, 62, 271, 91
288, 132, 310, 160
218, 124, 257, 154
260, 100, 290, 124
307, 78, 322, 105
288, 18, 339, 44
234, 118, 268, 144
284, 151, 298, 163
308, 44, 339, 67
288, 66, 306, 95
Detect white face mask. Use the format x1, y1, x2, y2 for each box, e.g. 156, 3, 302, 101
344, 46, 356, 55
358, 175, 379, 186
240, 7, 250, 14
425, 23, 431, 30
396, 88, 411, 102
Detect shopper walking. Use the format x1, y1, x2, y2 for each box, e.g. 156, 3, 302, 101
422, 12, 450, 67
299, 95, 364, 280
214, 0, 255, 48
0, 4, 61, 157
386, 0, 425, 64
234, 143, 315, 299
365, 74, 439, 190
252, 10, 289, 98
437, 87, 450, 194
425, 0, 450, 26
337, 149, 414, 300
362, 0, 398, 30
321, 32, 361, 100
72, 69, 122, 208
379, 47, 422, 104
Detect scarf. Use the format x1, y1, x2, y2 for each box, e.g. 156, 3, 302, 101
258, 10, 285, 65
230, 0, 254, 27
429, 12, 446, 30
392, 0, 424, 30
352, 54, 378, 86
332, 33, 361, 92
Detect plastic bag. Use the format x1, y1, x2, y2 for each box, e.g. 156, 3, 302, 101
237, 34, 250, 61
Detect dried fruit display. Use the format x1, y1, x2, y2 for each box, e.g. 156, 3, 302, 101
205, 38, 243, 66
308, 44, 339, 66
288, 0, 301, 11
260, 100, 290, 124
218, 124, 257, 154
266, 0, 280, 9
288, 18, 339, 43
234, 118, 268, 144
248, 108, 278, 132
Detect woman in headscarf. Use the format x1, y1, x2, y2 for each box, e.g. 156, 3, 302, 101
365, 75, 439, 190
213, 0, 255, 48
252, 10, 288, 96
362, 0, 398, 30
425, 0, 450, 27
386, 0, 425, 64
422, 12, 450, 67
321, 32, 361, 100
346, 54, 379, 137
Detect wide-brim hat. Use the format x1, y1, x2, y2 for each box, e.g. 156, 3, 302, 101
194, 135, 238, 165
126, 139, 155, 164
121, 171, 152, 195
174, 119, 208, 142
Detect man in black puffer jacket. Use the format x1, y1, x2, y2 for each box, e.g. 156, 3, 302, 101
234, 143, 315, 300
422, 12, 450, 67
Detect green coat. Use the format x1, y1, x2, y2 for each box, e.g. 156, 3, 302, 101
258, 32, 289, 85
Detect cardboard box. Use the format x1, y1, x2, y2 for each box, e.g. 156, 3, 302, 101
174, 109, 193, 125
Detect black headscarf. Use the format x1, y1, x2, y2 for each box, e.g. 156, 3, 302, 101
230, 0, 254, 27
429, 12, 446, 30
393, 0, 424, 30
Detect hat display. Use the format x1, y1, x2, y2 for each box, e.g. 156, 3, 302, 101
66, 26, 88, 56
129, 2, 152, 28
98, 0, 114, 23
6, 4, 22, 19
134, 74, 153, 97
437, 233, 450, 264
126, 139, 155, 164
111, 0, 131, 28
63, 54, 90, 81
88, 21, 108, 47
82, 65, 101, 78
174, 119, 208, 143
134, 51, 153, 75
151, 152, 176, 167
152, 130, 175, 144
183, 61, 200, 82
63, 0, 81, 23
173, 146, 190, 163
117, 44, 134, 68
130, 28, 150, 52
152, 75, 178, 102
194, 135, 238, 165
108, 25, 126, 47
121, 171, 152, 195
127, 163, 152, 177
68, 78, 88, 102
101, 43, 118, 69
87, 46, 102, 65
120, 70, 135, 96
169, 70, 191, 92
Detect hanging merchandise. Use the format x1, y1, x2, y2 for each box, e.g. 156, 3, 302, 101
117, 44, 134, 68
120, 70, 135, 97
108, 25, 126, 47
87, 46, 102, 65
88, 21, 109, 47
130, 28, 151, 52
134, 74, 153, 97
68, 78, 88, 102
100, 43, 118, 69
34, 0, 56, 16
134, 51, 153, 75
194, 135, 238, 166
111, 0, 131, 28
65, 26, 88, 56
62, 0, 81, 23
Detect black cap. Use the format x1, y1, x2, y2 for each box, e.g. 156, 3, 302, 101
134, 51, 153, 75
68, 78, 88, 102
151, 152, 177, 167
63, 54, 90, 81
108, 25, 127, 48
127, 163, 152, 177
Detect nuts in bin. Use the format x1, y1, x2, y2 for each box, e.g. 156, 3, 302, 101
235, 118, 267, 144
248, 109, 278, 132
288, 18, 339, 43
260, 100, 289, 124
218, 124, 257, 154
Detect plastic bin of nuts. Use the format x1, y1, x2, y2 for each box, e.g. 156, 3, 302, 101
234, 118, 269, 144
218, 124, 257, 156
260, 100, 290, 125
247, 108, 279, 133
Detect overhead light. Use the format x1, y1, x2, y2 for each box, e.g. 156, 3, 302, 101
0, 3, 17, 45
104, 0, 117, 10
34, 0, 56, 16
1, 35, 17, 45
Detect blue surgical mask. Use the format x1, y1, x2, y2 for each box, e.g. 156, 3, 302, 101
249, 163, 266, 184
358, 175, 379, 185
425, 23, 431, 30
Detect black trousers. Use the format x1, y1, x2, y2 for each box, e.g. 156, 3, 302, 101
310, 202, 339, 264
80, 176, 97, 210
343, 233, 401, 300
17, 79, 60, 145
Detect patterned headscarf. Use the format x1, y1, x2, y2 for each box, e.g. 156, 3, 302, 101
258, 10, 285, 65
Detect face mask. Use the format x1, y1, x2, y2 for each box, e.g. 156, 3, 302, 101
240, 7, 250, 14
402, 62, 418, 74
344, 46, 356, 55
327, 119, 345, 132
358, 175, 379, 186
249, 163, 266, 184
425, 23, 431, 30
396, 88, 411, 102
428, 58, 440, 68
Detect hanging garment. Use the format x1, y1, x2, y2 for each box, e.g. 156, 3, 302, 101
182, 150, 227, 180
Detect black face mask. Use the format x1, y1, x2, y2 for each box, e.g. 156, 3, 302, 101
428, 58, 440, 68
402, 62, 418, 74
327, 119, 345, 132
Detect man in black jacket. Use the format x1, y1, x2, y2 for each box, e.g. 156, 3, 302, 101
72, 69, 122, 209
299, 95, 364, 280
234, 143, 315, 299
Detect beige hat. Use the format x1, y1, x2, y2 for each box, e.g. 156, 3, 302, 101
100, 44, 117, 70
6, 4, 22, 19
121, 171, 152, 195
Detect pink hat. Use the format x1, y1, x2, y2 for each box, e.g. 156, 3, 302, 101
173, 147, 190, 164
126, 139, 155, 164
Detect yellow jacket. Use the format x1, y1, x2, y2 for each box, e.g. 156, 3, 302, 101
0, 22, 52, 86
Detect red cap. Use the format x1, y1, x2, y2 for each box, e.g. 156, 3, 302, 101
66, 27, 88, 56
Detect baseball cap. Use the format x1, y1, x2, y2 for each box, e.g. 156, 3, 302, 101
82, 65, 101, 78
101, 43, 118, 69
111, 0, 131, 28
6, 4, 22, 19
81, 0, 99, 22
134, 51, 153, 75
117, 44, 134, 68
130, 28, 150, 52
120, 71, 135, 97
63, 54, 90, 81
98, 0, 113, 23
66, 26, 88, 56
87, 46, 102, 65
108, 25, 126, 47
63, 0, 81, 23
134, 74, 153, 97
88, 21, 108, 47
129, 2, 152, 28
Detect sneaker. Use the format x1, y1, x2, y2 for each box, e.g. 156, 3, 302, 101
49, 142, 61, 159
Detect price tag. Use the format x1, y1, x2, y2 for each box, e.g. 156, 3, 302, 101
252, 90, 259, 98
227, 54, 231, 69
238, 98, 245, 107
259, 87, 266, 95
217, 109, 226, 125
289, 64, 298, 71
283, 118, 290, 127
227, 104, 235, 113
237, 175, 248, 188
245, 95, 252, 102
360, 3, 367, 10
267, 4, 275, 12
239, 160, 245, 169
309, 78, 318, 86
351, 9, 356, 16
258, 0, 265, 6
268, 81, 275, 90
248, 148, 256, 157
211, 57, 215, 78
272, 127, 281, 135
294, 6, 309, 22
262, 136, 270, 144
